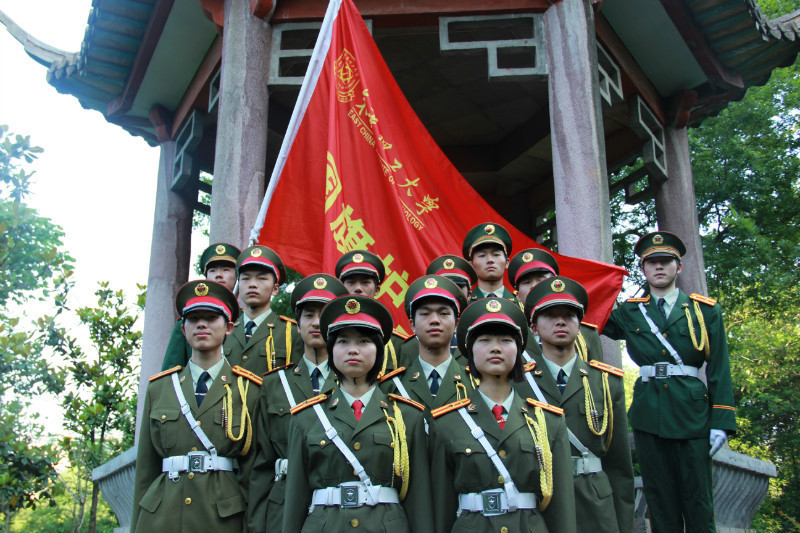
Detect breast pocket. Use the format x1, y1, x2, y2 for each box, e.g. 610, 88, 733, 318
266, 403, 292, 446
451, 440, 492, 490
150, 408, 180, 450
368, 430, 396, 485
517, 438, 543, 488
307, 431, 339, 485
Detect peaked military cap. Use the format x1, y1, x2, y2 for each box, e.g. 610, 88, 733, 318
290, 274, 349, 313
236, 245, 287, 284
462, 222, 513, 258
523, 276, 588, 323
456, 297, 528, 355
507, 248, 560, 288
404, 275, 469, 318
176, 280, 240, 323
335, 250, 386, 284
634, 231, 686, 262
320, 295, 393, 343
199, 243, 241, 274
426, 254, 477, 287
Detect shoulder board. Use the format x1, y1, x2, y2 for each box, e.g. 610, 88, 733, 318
580, 321, 598, 329
392, 328, 411, 341
626, 295, 651, 303
589, 360, 625, 378
263, 363, 295, 376
149, 366, 181, 382
431, 398, 472, 418
379, 366, 407, 383
232, 365, 263, 385
526, 398, 564, 416
388, 393, 425, 411
403, 335, 418, 345
280, 315, 297, 324
523, 361, 536, 372
690, 293, 717, 306
290, 393, 328, 415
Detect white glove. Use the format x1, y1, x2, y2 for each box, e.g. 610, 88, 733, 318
709, 429, 727, 457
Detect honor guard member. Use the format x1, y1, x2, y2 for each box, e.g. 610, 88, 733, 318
161, 243, 241, 370
131, 280, 260, 533
462, 223, 518, 304
429, 297, 576, 533
225, 245, 302, 376
508, 247, 605, 362
602, 231, 736, 533
282, 295, 433, 533
248, 274, 349, 533
335, 250, 410, 374
380, 275, 473, 428
522, 277, 634, 533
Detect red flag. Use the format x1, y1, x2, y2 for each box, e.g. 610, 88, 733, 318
252, 0, 626, 334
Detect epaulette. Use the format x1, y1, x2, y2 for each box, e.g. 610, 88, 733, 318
431, 398, 471, 418
690, 293, 717, 306
388, 393, 425, 411
290, 394, 328, 415
149, 366, 181, 382
526, 398, 564, 416
280, 315, 298, 324
627, 295, 651, 303
589, 360, 625, 378
392, 328, 412, 341
523, 361, 536, 372
580, 321, 598, 330
263, 363, 295, 376
232, 365, 263, 386
403, 335, 418, 345
379, 367, 406, 383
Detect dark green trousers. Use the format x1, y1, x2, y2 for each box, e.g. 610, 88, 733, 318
634, 430, 715, 533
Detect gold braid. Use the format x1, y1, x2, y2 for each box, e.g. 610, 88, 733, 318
265, 324, 276, 372
285, 320, 293, 365
524, 407, 553, 510
576, 333, 588, 362
224, 377, 253, 455
685, 302, 711, 359
455, 382, 469, 401
582, 373, 614, 449
383, 402, 410, 501
380, 340, 398, 376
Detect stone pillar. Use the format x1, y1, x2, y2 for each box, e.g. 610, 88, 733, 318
655, 126, 708, 296
209, 0, 272, 247
135, 142, 193, 442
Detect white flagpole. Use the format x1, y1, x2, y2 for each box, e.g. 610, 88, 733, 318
249, 0, 344, 245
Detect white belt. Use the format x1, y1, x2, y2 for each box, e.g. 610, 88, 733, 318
572, 455, 603, 476
274, 458, 288, 481
161, 451, 235, 480
640, 363, 699, 382
458, 490, 537, 517
310, 483, 399, 509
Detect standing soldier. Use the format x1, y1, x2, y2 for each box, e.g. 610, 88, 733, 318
131, 280, 260, 533
225, 245, 301, 376
462, 222, 518, 304
602, 231, 736, 533
248, 274, 349, 533
522, 277, 634, 533
161, 243, 240, 370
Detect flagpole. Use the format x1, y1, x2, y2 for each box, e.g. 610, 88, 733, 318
249, 0, 344, 245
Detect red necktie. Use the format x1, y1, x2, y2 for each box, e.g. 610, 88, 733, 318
492, 404, 505, 430
353, 399, 364, 421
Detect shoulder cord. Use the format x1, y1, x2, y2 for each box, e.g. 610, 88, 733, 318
686, 302, 711, 359
523, 406, 553, 510
582, 373, 613, 449
391, 377, 429, 435
576, 333, 588, 362
224, 377, 253, 456
383, 402, 410, 500
170, 373, 217, 457
285, 320, 293, 365
380, 341, 398, 376
265, 324, 276, 372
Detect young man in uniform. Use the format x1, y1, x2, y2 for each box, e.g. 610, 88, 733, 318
161, 242, 240, 370
602, 231, 736, 533
522, 277, 634, 533
225, 245, 301, 376
462, 222, 517, 304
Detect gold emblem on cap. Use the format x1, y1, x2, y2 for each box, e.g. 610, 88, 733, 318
424, 278, 438, 289
551, 279, 565, 293
652, 234, 664, 245
345, 299, 361, 314
443, 258, 455, 270
215, 244, 226, 255
486, 299, 502, 312
352, 253, 364, 263
251, 248, 262, 257
484, 224, 496, 235
314, 277, 328, 289
194, 283, 209, 297
522, 252, 533, 263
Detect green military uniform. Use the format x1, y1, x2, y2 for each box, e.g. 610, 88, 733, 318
223, 311, 301, 375
398, 335, 465, 368
469, 285, 519, 304
601, 231, 736, 533
523, 322, 604, 362
429, 395, 576, 533
282, 387, 433, 533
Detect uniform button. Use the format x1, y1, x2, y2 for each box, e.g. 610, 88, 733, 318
243, 355, 249, 361
663, 333, 668, 338
501, 528, 509, 533
498, 450, 506, 458
465, 448, 472, 455
161, 414, 166, 420
191, 447, 198, 452
351, 519, 359, 527
663, 384, 668, 390
498, 476, 504, 483
661, 350, 667, 355
354, 442, 361, 451
185, 498, 192, 505
320, 440, 326, 446
188, 473, 195, 480
196, 421, 201, 426
279, 408, 284, 412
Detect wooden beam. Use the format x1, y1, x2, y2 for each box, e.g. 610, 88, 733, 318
107, 0, 175, 118
667, 89, 697, 128
170, 37, 223, 139
149, 104, 173, 143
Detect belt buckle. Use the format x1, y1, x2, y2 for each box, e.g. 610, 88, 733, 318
188, 452, 206, 473
654, 362, 668, 379
340, 484, 363, 508
482, 490, 505, 515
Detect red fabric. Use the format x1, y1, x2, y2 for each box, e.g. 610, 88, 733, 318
492, 404, 506, 430
353, 399, 363, 421
254, 0, 626, 335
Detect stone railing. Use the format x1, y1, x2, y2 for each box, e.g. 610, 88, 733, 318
91, 445, 137, 533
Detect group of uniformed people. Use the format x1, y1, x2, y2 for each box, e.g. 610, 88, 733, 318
132, 222, 736, 533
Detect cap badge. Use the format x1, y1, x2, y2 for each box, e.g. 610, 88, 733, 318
194, 283, 209, 297
251, 248, 262, 257
215, 244, 226, 255
345, 299, 361, 315
486, 299, 502, 312
484, 224, 496, 235
522, 252, 533, 263
551, 279, 565, 293
352, 253, 364, 263
314, 277, 328, 289
424, 278, 438, 289
443, 258, 455, 270
652, 234, 664, 245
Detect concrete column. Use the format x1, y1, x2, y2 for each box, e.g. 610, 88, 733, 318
135, 141, 193, 442
655, 126, 708, 296
209, 0, 272, 247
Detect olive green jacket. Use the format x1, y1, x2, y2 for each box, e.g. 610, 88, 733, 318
161, 319, 191, 371
131, 363, 260, 533
470, 286, 519, 305
224, 310, 302, 376
602, 291, 736, 438
398, 336, 466, 368
524, 323, 604, 362
430, 394, 576, 533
